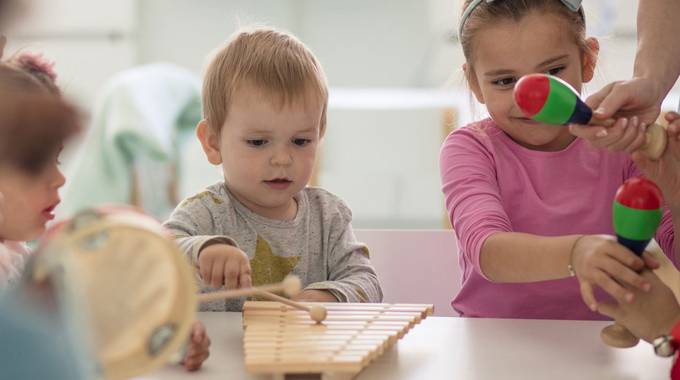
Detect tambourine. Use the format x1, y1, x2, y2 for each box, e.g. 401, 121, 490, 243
23, 205, 321, 379
26, 206, 197, 380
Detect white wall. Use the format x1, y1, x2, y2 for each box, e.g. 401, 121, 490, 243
137, 0, 299, 75
5, 0, 137, 107
6, 0, 679, 228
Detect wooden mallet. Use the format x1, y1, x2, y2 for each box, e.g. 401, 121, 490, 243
197, 275, 327, 323
253, 290, 327, 323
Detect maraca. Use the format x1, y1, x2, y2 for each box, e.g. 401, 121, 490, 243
600, 177, 664, 348
514, 74, 667, 160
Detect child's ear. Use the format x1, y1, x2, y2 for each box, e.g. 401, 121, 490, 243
196, 120, 223, 165
581, 37, 599, 83
463, 63, 485, 104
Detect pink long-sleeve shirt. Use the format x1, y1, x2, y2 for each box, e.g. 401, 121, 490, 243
440, 118, 676, 320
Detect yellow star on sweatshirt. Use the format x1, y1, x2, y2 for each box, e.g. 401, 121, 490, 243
249, 235, 300, 288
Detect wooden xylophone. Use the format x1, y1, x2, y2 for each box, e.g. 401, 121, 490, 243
242, 301, 434, 379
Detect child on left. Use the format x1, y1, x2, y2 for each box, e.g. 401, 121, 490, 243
0, 40, 210, 371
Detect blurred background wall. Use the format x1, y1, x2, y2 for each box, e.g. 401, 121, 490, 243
5, 0, 678, 228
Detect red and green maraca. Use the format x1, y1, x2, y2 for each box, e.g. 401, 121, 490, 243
613, 177, 664, 256
513, 74, 667, 160
601, 177, 664, 348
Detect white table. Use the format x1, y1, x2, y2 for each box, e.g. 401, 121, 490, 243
146, 312, 671, 380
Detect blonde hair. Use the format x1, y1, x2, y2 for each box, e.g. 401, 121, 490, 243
202, 26, 328, 134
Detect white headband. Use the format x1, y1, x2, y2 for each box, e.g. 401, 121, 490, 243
458, 0, 584, 40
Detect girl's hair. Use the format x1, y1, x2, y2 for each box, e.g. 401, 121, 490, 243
0, 52, 59, 95
459, 0, 587, 65
0, 49, 74, 174
0, 94, 80, 174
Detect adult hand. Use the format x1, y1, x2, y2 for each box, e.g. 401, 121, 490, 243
586, 77, 664, 126
598, 270, 680, 343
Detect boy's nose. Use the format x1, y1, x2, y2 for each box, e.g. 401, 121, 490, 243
270, 149, 293, 166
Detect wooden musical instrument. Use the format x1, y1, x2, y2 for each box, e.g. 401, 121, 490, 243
242, 301, 434, 379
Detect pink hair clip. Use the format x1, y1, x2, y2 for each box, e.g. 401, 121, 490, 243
15, 52, 57, 81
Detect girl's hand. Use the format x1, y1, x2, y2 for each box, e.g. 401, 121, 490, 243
571, 235, 659, 310
569, 116, 648, 154
632, 112, 680, 209
181, 321, 211, 371
598, 270, 680, 343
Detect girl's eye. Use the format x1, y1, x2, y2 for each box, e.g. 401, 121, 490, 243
293, 138, 311, 146
547, 66, 564, 76
246, 139, 267, 147
492, 77, 516, 87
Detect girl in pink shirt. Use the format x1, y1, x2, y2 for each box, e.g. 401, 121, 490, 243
440, 0, 679, 319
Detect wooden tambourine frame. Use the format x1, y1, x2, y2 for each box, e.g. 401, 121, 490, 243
27, 207, 197, 380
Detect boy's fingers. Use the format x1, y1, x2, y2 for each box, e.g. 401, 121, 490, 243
240, 261, 252, 288
200, 260, 213, 285
210, 258, 225, 288
240, 272, 252, 289
192, 322, 205, 342
224, 261, 239, 289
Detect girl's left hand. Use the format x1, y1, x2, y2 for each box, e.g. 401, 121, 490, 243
569, 116, 649, 154
632, 111, 680, 209
181, 321, 211, 371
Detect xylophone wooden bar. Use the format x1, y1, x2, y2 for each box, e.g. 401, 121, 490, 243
242, 301, 434, 379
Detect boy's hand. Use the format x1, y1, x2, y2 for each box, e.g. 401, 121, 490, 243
181, 321, 211, 371
198, 243, 252, 289
571, 235, 659, 311
291, 289, 338, 302
598, 270, 680, 343
632, 111, 680, 209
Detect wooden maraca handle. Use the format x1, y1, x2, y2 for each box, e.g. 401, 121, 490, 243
589, 118, 667, 160
601, 323, 640, 348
